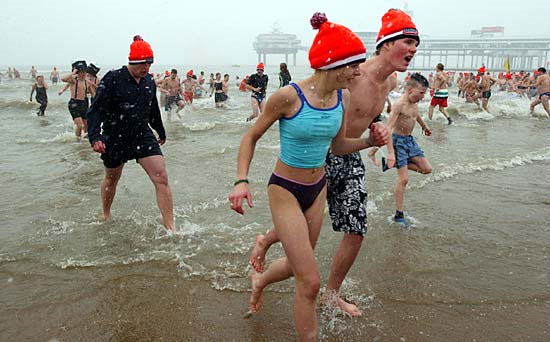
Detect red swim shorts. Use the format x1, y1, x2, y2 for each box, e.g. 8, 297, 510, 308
430, 96, 448, 107
183, 91, 194, 103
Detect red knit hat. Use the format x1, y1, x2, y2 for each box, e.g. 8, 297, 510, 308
376, 9, 419, 50
256, 63, 264, 70
308, 13, 366, 70
128, 35, 154, 64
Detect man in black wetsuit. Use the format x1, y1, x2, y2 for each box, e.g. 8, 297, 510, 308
245, 62, 268, 121
87, 35, 175, 231
29, 75, 48, 116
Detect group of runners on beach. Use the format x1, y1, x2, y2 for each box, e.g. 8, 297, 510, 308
9, 8, 550, 341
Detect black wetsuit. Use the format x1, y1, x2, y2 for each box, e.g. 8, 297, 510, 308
87, 66, 166, 168
68, 78, 89, 119
247, 73, 269, 104
35, 85, 47, 116
279, 71, 291, 87
214, 81, 225, 103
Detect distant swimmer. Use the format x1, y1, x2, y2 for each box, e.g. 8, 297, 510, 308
428, 63, 453, 124
478, 71, 497, 112
61, 60, 94, 141
245, 63, 268, 121
278, 62, 291, 88
50, 67, 59, 85
198, 71, 205, 85
385, 73, 432, 228
464, 74, 481, 108
30, 66, 37, 80
160, 69, 184, 113
212, 73, 225, 108
457, 72, 465, 98
86, 63, 101, 95
239, 75, 249, 92
87, 35, 174, 231
29, 75, 48, 116
222, 74, 230, 103
529, 67, 550, 118
182, 70, 205, 104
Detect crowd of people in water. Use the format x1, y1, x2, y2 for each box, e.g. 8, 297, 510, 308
2, 9, 550, 341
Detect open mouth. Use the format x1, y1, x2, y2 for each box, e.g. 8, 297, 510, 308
404, 56, 413, 63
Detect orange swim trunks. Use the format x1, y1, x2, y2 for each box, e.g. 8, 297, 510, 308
183, 91, 194, 103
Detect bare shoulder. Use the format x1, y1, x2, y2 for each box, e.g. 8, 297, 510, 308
266, 85, 300, 115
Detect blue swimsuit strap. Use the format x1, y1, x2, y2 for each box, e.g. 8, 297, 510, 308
289, 83, 305, 101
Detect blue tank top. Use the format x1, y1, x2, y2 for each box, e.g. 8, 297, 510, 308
279, 83, 343, 168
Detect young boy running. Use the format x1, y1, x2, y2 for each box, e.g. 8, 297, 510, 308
385, 73, 433, 227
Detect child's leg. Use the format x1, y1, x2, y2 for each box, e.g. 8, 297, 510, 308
367, 147, 380, 166
408, 156, 432, 175
395, 167, 408, 212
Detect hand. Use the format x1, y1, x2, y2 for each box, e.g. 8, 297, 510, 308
228, 183, 253, 215
423, 126, 432, 136
158, 137, 166, 145
387, 152, 396, 169
367, 122, 389, 147
92, 140, 106, 153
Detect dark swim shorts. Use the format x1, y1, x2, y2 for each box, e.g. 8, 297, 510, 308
165, 94, 182, 111
68, 99, 89, 119
325, 151, 368, 236
392, 133, 424, 169
101, 134, 163, 168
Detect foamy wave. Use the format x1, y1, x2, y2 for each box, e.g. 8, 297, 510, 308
57, 252, 177, 269
182, 122, 217, 131
415, 148, 550, 189
16, 131, 77, 144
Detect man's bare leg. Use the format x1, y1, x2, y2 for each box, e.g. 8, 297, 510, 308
428, 106, 434, 120
73, 117, 84, 140
321, 233, 364, 317
101, 164, 124, 221
138, 155, 175, 231
541, 97, 550, 118
246, 98, 260, 121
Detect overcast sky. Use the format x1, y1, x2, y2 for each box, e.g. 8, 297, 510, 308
2, 0, 550, 68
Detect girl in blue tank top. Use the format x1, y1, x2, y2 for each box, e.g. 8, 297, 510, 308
228, 13, 386, 341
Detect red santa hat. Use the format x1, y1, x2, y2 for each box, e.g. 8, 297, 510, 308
376, 9, 419, 50
256, 63, 264, 70
128, 35, 154, 64
308, 13, 366, 70
187, 69, 193, 77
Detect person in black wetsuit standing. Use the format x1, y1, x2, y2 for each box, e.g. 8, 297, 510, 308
245, 63, 268, 121
29, 75, 48, 116
87, 35, 175, 231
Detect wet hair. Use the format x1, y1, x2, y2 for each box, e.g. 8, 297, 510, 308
215, 72, 221, 77
538, 67, 546, 74
407, 72, 429, 88
36, 75, 44, 80
171, 69, 177, 75
224, 74, 229, 78
280, 62, 288, 72
436, 63, 444, 71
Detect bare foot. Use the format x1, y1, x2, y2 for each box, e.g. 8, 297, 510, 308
321, 291, 362, 317
250, 235, 267, 273
249, 272, 263, 313
367, 148, 380, 167
103, 212, 110, 222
